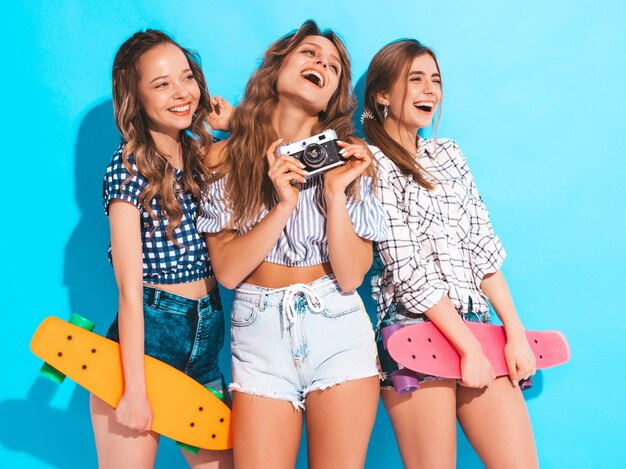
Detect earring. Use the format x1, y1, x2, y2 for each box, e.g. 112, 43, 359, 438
383, 104, 388, 120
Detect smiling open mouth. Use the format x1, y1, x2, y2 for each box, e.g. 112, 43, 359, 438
414, 101, 434, 112
301, 69, 324, 88
168, 104, 190, 114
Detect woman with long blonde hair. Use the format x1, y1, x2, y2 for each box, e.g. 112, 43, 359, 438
93, 29, 233, 468
198, 20, 388, 468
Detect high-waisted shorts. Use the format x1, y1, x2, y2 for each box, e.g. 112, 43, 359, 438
376, 300, 492, 390
106, 285, 226, 393
230, 275, 379, 408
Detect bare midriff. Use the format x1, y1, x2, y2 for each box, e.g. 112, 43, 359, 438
144, 277, 217, 300
244, 261, 332, 289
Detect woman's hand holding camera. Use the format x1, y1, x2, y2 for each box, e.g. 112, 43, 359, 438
324, 140, 372, 195
266, 138, 308, 209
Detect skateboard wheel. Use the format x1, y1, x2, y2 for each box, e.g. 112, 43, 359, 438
391, 369, 420, 394
520, 376, 533, 391
39, 362, 66, 384
38, 315, 95, 384
206, 387, 225, 402
68, 313, 96, 331
381, 324, 403, 349
176, 441, 200, 454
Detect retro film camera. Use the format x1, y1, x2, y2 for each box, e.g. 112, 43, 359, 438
276, 129, 345, 178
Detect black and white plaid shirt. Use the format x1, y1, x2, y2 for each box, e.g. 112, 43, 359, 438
371, 138, 505, 324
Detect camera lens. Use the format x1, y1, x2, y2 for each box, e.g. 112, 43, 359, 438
302, 143, 326, 169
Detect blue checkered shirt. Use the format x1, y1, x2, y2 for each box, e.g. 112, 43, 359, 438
102, 144, 212, 284
371, 138, 506, 325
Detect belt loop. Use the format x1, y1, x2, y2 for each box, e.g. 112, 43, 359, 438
258, 291, 266, 311
151, 288, 161, 309
206, 287, 219, 311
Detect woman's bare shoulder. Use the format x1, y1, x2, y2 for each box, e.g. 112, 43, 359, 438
206, 139, 229, 167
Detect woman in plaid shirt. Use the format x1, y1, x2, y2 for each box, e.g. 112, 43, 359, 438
363, 39, 538, 468
94, 30, 233, 468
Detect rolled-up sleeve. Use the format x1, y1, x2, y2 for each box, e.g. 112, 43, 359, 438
102, 146, 145, 215
346, 176, 389, 242
449, 141, 506, 281
373, 149, 448, 316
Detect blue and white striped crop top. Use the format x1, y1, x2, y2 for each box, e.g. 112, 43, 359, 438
197, 173, 389, 267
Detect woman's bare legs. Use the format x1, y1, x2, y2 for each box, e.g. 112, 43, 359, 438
382, 379, 457, 469
231, 392, 303, 469
90, 394, 159, 469
305, 376, 379, 469
182, 447, 233, 468
457, 376, 538, 469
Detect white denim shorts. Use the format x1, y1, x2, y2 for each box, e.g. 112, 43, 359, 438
229, 275, 379, 408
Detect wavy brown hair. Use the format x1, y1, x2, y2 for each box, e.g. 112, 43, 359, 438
363, 39, 441, 190
223, 20, 359, 230
112, 29, 214, 242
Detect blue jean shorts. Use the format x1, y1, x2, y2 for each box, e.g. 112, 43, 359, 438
377, 300, 492, 390
106, 285, 226, 392
230, 275, 379, 408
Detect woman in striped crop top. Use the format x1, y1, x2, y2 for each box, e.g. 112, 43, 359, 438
197, 20, 388, 468
363, 40, 538, 468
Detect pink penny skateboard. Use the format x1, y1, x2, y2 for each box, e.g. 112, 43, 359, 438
382, 322, 570, 394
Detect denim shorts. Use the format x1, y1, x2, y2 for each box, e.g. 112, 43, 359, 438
106, 285, 226, 393
230, 275, 379, 408
377, 300, 492, 390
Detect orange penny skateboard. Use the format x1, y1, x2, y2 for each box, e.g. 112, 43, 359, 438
383, 321, 570, 394
31, 315, 232, 451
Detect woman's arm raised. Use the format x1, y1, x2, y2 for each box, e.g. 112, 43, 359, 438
206, 139, 307, 289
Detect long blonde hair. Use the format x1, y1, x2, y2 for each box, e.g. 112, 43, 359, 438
363, 39, 441, 190
112, 29, 214, 241
223, 20, 359, 230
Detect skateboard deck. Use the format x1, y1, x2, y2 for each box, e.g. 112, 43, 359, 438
384, 321, 570, 380
31, 316, 232, 450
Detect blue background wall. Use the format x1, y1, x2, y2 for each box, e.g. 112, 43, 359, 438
2, 1, 625, 467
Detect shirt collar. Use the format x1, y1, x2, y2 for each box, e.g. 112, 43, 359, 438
416, 136, 435, 160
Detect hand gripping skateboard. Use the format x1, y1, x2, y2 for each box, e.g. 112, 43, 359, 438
31, 314, 232, 452
382, 321, 570, 394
